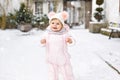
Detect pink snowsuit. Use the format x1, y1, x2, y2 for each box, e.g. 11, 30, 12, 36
42, 25, 74, 80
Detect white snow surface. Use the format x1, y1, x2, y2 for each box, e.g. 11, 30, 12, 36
0, 28, 120, 80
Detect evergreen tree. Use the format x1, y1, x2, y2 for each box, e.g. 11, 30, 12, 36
16, 3, 33, 24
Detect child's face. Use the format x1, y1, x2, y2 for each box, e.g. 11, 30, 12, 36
50, 19, 63, 32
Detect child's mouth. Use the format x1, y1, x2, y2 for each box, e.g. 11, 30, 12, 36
53, 27, 57, 29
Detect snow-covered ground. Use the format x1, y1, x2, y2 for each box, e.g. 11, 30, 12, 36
0, 27, 120, 80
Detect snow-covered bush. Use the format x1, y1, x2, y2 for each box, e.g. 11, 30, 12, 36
32, 14, 49, 30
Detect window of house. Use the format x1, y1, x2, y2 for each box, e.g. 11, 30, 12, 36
35, 2, 43, 16
48, 1, 58, 12
48, 1, 54, 12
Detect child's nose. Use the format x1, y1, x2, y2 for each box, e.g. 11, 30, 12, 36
54, 23, 57, 26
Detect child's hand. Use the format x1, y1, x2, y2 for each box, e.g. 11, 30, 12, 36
41, 39, 46, 44
66, 37, 72, 44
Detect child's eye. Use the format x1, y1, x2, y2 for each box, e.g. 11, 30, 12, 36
57, 23, 59, 25
52, 22, 54, 24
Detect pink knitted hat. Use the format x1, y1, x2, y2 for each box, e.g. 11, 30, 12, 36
48, 11, 69, 26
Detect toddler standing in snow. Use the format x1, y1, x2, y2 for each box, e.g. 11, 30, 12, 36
40, 11, 74, 80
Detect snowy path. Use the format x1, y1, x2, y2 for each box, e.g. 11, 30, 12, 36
0, 29, 120, 80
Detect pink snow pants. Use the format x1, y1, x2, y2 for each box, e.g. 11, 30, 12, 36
47, 62, 74, 80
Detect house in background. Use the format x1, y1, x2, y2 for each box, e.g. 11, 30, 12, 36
0, 0, 120, 29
